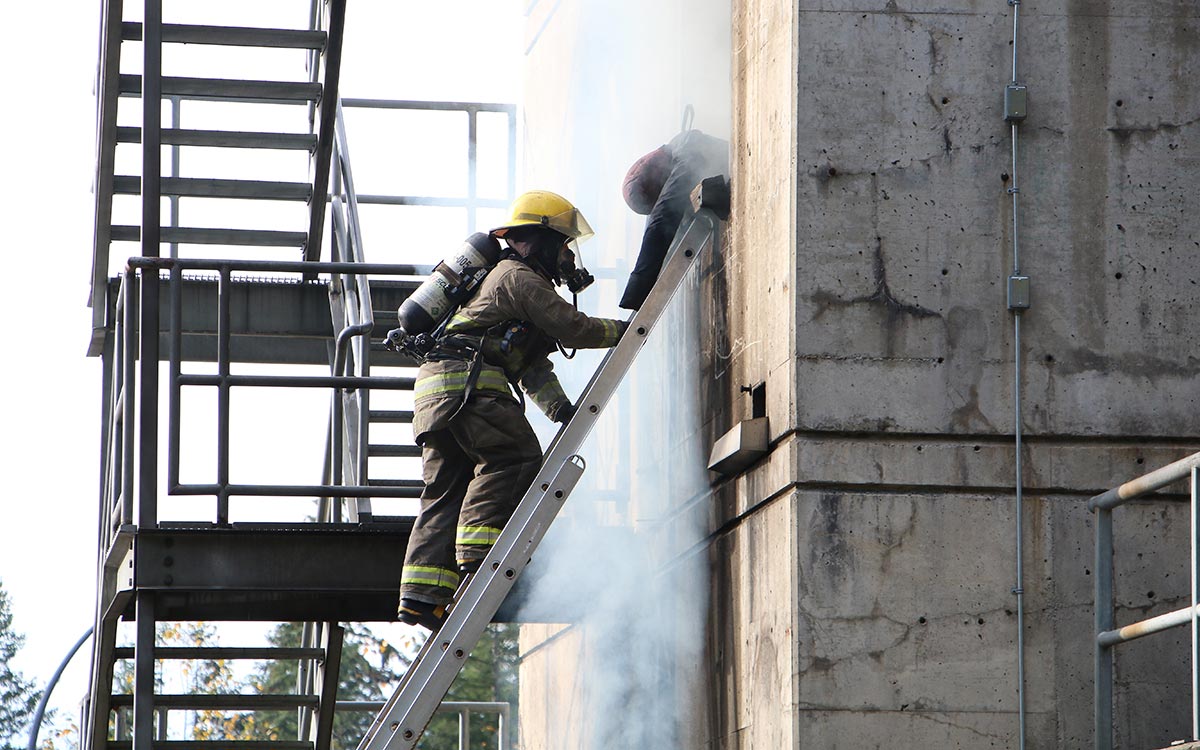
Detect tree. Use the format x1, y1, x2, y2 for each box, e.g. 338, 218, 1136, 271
0, 579, 41, 750
420, 624, 519, 750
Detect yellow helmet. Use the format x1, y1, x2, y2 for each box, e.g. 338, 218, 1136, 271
491, 190, 594, 243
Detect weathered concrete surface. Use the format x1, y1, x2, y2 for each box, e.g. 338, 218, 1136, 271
719, 0, 797, 444
701, 0, 1199, 747
514, 0, 1199, 748
790, 1, 1200, 438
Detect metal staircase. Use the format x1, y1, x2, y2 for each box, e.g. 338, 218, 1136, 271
106, 627, 343, 750
89, 0, 345, 356
79, 1, 522, 748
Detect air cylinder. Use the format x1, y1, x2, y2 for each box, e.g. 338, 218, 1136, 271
396, 232, 503, 336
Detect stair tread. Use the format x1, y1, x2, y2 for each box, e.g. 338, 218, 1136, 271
111, 226, 308, 247
123, 21, 327, 49
112, 646, 324, 660
120, 74, 322, 103
366, 478, 424, 487
109, 693, 319, 709
364, 514, 419, 524
368, 444, 421, 458
368, 410, 414, 422
110, 743, 313, 750
116, 126, 317, 151
113, 176, 312, 202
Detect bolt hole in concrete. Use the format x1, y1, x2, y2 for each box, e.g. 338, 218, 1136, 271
1115, 272, 1123, 279
1045, 354, 1054, 362
919, 616, 927, 624
1136, 457, 1144, 464
1147, 591, 1156, 599
973, 445, 981, 452
937, 357, 945, 364
941, 268, 949, 275
1116, 99, 1124, 107
941, 96, 949, 104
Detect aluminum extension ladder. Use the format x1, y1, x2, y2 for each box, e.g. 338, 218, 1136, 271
357, 208, 719, 750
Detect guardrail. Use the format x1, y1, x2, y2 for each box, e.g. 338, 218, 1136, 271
1089, 451, 1200, 750
98, 257, 439, 556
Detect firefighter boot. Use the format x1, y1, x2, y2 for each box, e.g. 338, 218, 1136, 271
397, 598, 447, 631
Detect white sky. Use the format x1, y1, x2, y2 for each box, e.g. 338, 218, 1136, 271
0, 1, 524, 739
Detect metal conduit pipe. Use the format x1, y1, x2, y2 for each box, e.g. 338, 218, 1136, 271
26, 628, 94, 750
1005, 0, 1028, 747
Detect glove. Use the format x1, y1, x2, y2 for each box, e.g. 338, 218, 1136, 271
554, 401, 577, 424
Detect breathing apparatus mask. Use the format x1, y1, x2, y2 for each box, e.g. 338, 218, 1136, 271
504, 227, 594, 294
558, 240, 595, 294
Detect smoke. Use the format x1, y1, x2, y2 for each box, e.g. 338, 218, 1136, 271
513, 2, 731, 746
514, 259, 712, 748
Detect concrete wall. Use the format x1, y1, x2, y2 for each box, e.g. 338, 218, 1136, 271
514, 0, 1200, 748
700, 0, 1199, 747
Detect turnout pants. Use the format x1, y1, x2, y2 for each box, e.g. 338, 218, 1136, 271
399, 393, 543, 606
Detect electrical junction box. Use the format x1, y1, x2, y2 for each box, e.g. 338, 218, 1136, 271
1008, 275, 1031, 309
1005, 84, 1028, 122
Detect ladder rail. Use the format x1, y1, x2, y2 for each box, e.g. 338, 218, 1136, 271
357, 210, 718, 750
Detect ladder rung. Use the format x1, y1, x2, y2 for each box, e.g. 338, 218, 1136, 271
123, 22, 327, 50
111, 226, 308, 247
109, 742, 314, 750
114, 176, 312, 202
368, 444, 421, 458
109, 694, 319, 710
117, 126, 317, 151
111, 647, 324, 660
369, 410, 414, 423
120, 74, 323, 103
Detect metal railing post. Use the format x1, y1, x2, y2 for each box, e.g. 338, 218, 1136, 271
217, 266, 232, 524
122, 272, 136, 528
1089, 452, 1200, 748
1096, 505, 1114, 750
168, 265, 183, 492
1192, 465, 1199, 741
466, 106, 478, 233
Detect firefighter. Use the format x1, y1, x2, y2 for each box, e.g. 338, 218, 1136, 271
397, 190, 627, 630
619, 128, 728, 311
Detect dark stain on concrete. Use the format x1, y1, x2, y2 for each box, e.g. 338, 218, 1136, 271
811, 237, 940, 323
809, 493, 856, 582
946, 306, 996, 431
705, 536, 739, 750
1108, 117, 1199, 144
1054, 346, 1199, 379
1065, 0, 1112, 346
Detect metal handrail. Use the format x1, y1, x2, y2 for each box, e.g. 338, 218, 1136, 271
103, 256, 432, 535
88, 0, 126, 355
328, 99, 382, 520
302, 0, 346, 264
1091, 452, 1200, 750
338, 701, 510, 750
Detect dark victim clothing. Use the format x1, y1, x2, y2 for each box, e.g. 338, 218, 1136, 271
619, 130, 728, 311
